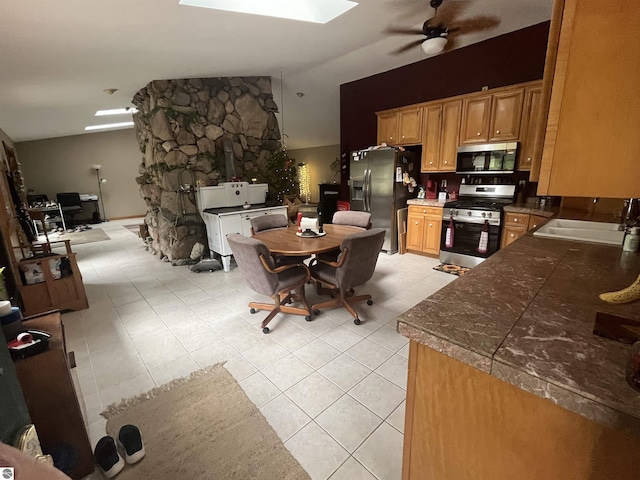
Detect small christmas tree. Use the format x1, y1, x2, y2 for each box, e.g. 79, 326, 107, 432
266, 149, 299, 204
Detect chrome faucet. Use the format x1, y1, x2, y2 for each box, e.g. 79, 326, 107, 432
619, 198, 640, 230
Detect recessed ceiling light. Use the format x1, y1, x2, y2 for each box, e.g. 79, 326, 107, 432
85, 122, 135, 132
95, 108, 138, 116
178, 0, 358, 24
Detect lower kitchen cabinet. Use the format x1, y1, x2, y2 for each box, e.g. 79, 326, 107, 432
407, 206, 442, 255
501, 211, 549, 248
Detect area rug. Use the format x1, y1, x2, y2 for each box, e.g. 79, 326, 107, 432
433, 263, 471, 277
54, 228, 110, 245
101, 364, 310, 480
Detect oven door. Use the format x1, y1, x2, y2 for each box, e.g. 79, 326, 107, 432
440, 217, 500, 259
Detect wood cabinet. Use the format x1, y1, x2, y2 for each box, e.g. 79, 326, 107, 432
500, 211, 549, 248
518, 85, 543, 170
15, 241, 88, 317
13, 312, 94, 479
421, 101, 461, 172
537, 0, 640, 198
377, 112, 398, 145
460, 90, 524, 145
407, 206, 442, 255
376, 107, 422, 146
403, 341, 640, 480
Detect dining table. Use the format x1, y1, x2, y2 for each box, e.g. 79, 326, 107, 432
251, 224, 364, 256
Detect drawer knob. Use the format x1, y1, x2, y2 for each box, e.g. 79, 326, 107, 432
415, 222, 419, 225
514, 218, 518, 222
429, 161, 433, 165
476, 132, 481, 136
429, 223, 433, 227
527, 157, 532, 161
423, 209, 426, 213
496, 130, 501, 134
402, 135, 405, 139
444, 161, 448, 164
510, 233, 515, 237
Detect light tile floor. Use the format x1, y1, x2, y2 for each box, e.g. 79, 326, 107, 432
63, 219, 456, 480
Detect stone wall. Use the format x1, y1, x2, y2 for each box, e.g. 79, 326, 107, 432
132, 77, 281, 261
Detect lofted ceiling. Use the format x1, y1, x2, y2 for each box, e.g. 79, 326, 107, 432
0, 0, 552, 149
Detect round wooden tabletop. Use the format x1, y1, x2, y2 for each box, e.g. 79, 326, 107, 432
252, 224, 364, 256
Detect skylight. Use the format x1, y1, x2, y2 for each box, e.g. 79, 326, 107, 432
178, 0, 358, 24
95, 108, 138, 116
85, 122, 135, 132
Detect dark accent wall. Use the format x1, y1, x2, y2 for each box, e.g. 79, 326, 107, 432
340, 22, 550, 156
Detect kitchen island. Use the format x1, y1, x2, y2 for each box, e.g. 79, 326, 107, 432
397, 232, 640, 479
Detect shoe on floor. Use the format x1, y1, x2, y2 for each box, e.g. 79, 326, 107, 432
94, 436, 124, 478
118, 424, 145, 464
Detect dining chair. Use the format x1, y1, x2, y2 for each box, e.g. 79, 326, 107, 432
56, 192, 83, 227
332, 211, 372, 229
226, 233, 312, 333
318, 210, 373, 263
310, 228, 385, 325
250, 214, 309, 265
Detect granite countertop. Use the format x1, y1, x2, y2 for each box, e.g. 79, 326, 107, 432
203, 203, 282, 215
406, 199, 446, 207
397, 233, 640, 437
503, 203, 557, 217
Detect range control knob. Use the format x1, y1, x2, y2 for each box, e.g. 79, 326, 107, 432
482, 212, 486, 218
488, 212, 493, 218
449, 209, 455, 216
467, 211, 472, 216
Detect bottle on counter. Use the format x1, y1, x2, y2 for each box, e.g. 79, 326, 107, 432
477, 220, 489, 254
623, 226, 640, 252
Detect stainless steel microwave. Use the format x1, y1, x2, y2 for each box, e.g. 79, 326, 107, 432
456, 142, 518, 174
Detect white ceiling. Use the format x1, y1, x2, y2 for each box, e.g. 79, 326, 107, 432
0, 0, 552, 149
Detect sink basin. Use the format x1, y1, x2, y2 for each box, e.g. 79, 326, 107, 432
532, 219, 624, 245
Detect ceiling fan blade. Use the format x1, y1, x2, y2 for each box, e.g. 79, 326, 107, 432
449, 15, 501, 35
385, 26, 425, 36
435, 0, 471, 26
390, 39, 426, 55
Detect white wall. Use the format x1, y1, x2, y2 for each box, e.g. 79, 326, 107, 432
288, 144, 340, 203
15, 129, 145, 219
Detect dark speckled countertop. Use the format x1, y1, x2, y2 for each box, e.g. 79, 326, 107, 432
397, 233, 640, 437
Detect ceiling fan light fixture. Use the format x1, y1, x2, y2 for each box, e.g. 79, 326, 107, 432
421, 36, 447, 55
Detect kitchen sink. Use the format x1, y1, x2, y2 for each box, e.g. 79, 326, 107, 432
532, 219, 624, 245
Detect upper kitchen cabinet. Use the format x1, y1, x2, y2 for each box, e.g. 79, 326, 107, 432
460, 90, 524, 145
518, 85, 543, 171
376, 106, 423, 146
537, 0, 640, 198
421, 100, 461, 172
459, 96, 491, 144
377, 111, 398, 145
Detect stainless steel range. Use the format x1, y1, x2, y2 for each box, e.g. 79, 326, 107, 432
439, 183, 516, 268
196, 182, 287, 272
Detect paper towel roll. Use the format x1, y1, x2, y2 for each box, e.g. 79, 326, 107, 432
0, 300, 12, 317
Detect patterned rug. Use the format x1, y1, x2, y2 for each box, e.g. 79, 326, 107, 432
433, 263, 471, 277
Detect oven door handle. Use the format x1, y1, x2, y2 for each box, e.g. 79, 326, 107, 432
442, 217, 501, 226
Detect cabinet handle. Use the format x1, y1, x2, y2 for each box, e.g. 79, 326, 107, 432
532, 224, 538, 229
389, 136, 393, 140
510, 233, 515, 237
429, 223, 433, 227
527, 157, 532, 161
423, 209, 426, 213
402, 135, 406, 139
496, 130, 501, 134
476, 132, 481, 136
514, 218, 518, 222
415, 222, 419, 225
429, 161, 433, 165
444, 161, 448, 164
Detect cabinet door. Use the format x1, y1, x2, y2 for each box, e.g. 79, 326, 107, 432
438, 100, 461, 171
407, 213, 425, 251
421, 105, 442, 172
518, 86, 543, 170
398, 107, 423, 145
489, 90, 524, 142
528, 214, 548, 231
424, 217, 442, 255
501, 224, 528, 248
460, 96, 491, 144
377, 112, 398, 145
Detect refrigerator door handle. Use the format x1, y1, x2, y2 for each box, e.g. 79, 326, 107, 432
364, 169, 371, 212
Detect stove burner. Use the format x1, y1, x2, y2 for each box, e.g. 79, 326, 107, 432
443, 199, 510, 212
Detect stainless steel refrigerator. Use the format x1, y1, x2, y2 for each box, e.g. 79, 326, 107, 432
349, 148, 418, 253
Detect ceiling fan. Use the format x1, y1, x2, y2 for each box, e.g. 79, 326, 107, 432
386, 0, 501, 56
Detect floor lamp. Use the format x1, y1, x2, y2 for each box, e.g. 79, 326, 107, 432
92, 164, 107, 222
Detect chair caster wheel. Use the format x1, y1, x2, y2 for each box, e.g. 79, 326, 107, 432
250, 308, 257, 314
313, 309, 321, 316
305, 315, 312, 322
367, 299, 373, 306
262, 327, 270, 334
354, 318, 361, 325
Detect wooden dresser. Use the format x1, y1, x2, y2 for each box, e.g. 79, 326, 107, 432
12, 312, 94, 479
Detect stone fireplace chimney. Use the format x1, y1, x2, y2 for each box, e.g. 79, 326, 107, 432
132, 77, 281, 262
